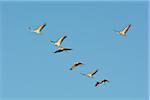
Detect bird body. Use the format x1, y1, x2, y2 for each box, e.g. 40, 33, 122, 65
53, 47, 72, 53
114, 24, 131, 36
80, 69, 99, 78
95, 79, 109, 87
70, 62, 83, 70
29, 23, 46, 34
51, 36, 67, 47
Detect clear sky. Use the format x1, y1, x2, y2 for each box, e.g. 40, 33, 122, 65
0, 1, 149, 100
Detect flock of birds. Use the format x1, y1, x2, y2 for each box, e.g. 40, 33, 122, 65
28, 23, 131, 87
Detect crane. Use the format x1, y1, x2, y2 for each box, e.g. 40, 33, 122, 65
95, 79, 109, 87
114, 24, 131, 36
50, 36, 67, 47
69, 62, 83, 70
80, 69, 99, 78
29, 23, 46, 34
53, 47, 72, 53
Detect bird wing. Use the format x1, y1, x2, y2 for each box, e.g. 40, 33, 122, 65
53, 49, 62, 53
121, 24, 131, 34
37, 23, 46, 32
90, 69, 99, 76
75, 62, 83, 66
63, 48, 72, 51
104, 79, 109, 82
56, 36, 67, 46
100, 80, 109, 85
95, 80, 109, 87
70, 62, 83, 70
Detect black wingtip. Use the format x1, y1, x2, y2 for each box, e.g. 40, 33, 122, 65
64, 36, 67, 38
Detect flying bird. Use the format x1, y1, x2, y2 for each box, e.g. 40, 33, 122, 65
80, 69, 99, 78
69, 62, 83, 70
114, 24, 131, 36
29, 23, 46, 34
95, 79, 109, 87
53, 47, 72, 53
50, 36, 67, 47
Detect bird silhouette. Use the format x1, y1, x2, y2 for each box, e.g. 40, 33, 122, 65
95, 79, 109, 87
69, 62, 83, 70
50, 36, 67, 47
80, 69, 99, 78
29, 23, 46, 34
53, 47, 72, 53
114, 24, 131, 36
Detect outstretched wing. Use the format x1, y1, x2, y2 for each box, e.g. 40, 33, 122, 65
63, 48, 72, 51
53, 49, 62, 53
90, 69, 99, 76
56, 36, 67, 46
122, 24, 131, 34
70, 62, 83, 70
37, 23, 46, 32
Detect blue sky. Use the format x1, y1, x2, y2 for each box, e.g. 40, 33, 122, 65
0, 1, 149, 100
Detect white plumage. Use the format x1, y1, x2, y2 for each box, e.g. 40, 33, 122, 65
80, 69, 99, 78
51, 36, 67, 47
114, 24, 131, 36
29, 23, 46, 34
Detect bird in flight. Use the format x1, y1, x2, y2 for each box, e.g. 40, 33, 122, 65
53, 47, 72, 53
50, 36, 67, 47
80, 69, 99, 78
69, 62, 83, 70
28, 23, 46, 34
114, 24, 131, 36
95, 79, 109, 87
